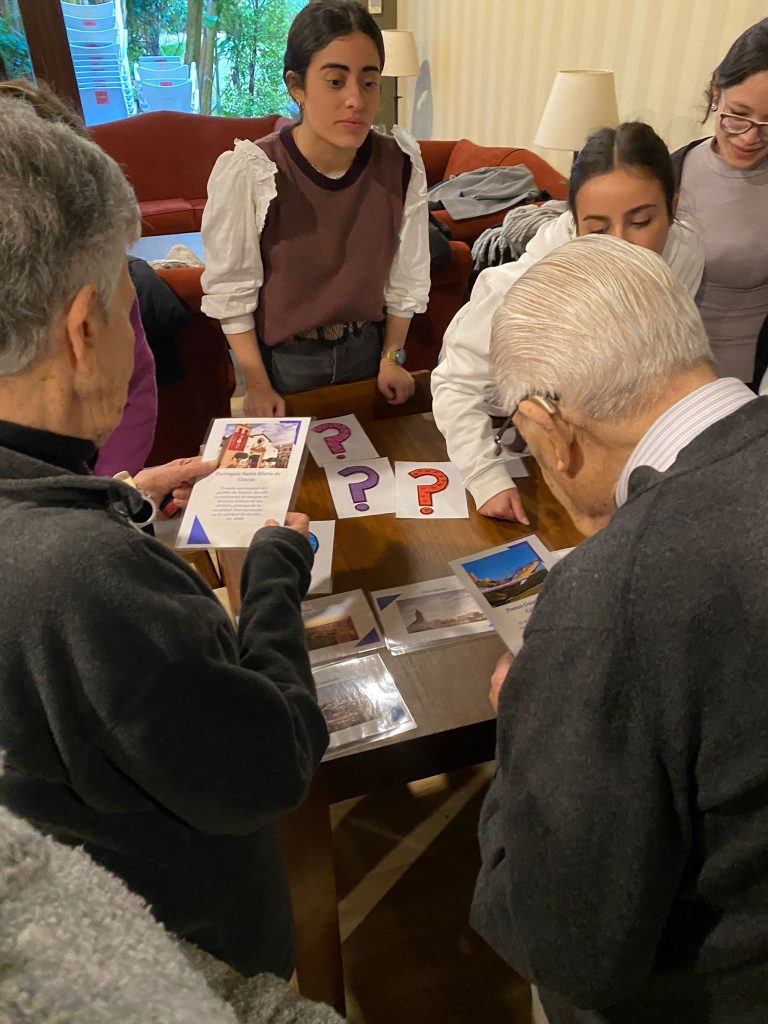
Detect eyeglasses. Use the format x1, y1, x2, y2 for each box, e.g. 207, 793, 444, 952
493, 393, 559, 456
719, 111, 768, 143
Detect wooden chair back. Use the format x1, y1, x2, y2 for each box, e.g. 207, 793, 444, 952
284, 370, 432, 425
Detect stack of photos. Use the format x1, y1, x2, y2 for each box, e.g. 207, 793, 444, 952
313, 654, 416, 752
450, 535, 558, 653
302, 589, 384, 666
372, 575, 494, 655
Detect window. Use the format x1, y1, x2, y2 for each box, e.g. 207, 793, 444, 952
0, 0, 33, 80
55, 0, 305, 124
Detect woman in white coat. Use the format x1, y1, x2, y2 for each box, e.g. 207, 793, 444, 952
432, 121, 704, 524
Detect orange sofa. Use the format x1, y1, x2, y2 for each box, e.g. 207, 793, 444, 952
420, 138, 569, 246
91, 111, 282, 236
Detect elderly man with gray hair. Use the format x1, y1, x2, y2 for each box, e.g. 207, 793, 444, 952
0, 98, 328, 978
471, 235, 768, 1023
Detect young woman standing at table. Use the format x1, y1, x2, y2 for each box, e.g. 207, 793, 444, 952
432, 121, 704, 524
674, 18, 768, 387
201, 0, 429, 417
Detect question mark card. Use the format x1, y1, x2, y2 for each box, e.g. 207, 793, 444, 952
307, 520, 335, 595
307, 414, 380, 467
325, 458, 395, 518
395, 461, 469, 519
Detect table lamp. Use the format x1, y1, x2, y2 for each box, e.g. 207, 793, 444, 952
381, 29, 420, 126
534, 70, 619, 162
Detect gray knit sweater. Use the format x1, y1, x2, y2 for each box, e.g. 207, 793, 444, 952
0, 787, 343, 1023
472, 398, 768, 1023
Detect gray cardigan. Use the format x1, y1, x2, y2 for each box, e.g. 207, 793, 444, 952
472, 398, 768, 1023
0, 786, 342, 1023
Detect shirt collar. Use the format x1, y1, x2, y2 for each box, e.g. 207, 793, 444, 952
0, 419, 95, 475
614, 378, 756, 508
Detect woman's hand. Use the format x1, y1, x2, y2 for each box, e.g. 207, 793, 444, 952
134, 456, 218, 509
478, 487, 530, 525
377, 361, 415, 405
244, 381, 286, 417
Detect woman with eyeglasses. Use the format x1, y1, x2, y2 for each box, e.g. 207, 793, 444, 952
674, 18, 768, 387
432, 121, 704, 524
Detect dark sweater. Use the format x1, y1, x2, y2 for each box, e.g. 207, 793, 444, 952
472, 398, 768, 1023
0, 425, 328, 977
255, 127, 409, 346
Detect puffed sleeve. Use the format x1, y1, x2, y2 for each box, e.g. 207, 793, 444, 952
200, 140, 278, 335
384, 126, 430, 318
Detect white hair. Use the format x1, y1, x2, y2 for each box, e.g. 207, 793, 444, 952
489, 234, 713, 422
0, 97, 140, 376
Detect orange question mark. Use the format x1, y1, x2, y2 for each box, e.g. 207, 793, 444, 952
408, 468, 449, 515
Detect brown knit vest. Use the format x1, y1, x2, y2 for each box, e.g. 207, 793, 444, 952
255, 127, 409, 347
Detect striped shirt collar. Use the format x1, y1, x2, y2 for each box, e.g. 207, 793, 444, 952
614, 378, 756, 508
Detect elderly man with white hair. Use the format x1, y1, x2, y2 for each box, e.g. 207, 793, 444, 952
0, 98, 328, 979
471, 235, 768, 1024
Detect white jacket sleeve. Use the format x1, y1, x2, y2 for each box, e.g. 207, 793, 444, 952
432, 212, 576, 508
662, 218, 705, 298
200, 140, 278, 336
384, 127, 430, 318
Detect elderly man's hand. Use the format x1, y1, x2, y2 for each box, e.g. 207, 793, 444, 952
134, 456, 218, 509
489, 650, 514, 711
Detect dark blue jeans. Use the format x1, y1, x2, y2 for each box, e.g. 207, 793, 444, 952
269, 322, 383, 395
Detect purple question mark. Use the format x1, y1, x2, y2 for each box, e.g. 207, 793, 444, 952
338, 466, 380, 511
313, 422, 352, 459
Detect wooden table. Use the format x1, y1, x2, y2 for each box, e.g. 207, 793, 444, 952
219, 413, 581, 1011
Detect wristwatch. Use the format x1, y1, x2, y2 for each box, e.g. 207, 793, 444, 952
381, 348, 406, 366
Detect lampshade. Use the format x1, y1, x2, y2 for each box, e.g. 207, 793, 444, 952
381, 30, 420, 78
534, 70, 619, 152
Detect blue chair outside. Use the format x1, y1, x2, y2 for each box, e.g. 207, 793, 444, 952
67, 25, 120, 45
61, 0, 116, 18
64, 14, 118, 32
139, 78, 197, 114
136, 64, 190, 81
137, 55, 183, 67
70, 40, 123, 58
79, 85, 129, 126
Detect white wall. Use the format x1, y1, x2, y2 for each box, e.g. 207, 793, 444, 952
398, 0, 766, 173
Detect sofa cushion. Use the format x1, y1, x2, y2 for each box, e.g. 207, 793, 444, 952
139, 198, 195, 236
91, 111, 279, 205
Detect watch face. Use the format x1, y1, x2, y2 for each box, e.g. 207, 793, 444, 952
394, 348, 406, 365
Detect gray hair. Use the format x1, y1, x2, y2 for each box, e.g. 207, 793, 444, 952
490, 234, 713, 422
0, 97, 140, 376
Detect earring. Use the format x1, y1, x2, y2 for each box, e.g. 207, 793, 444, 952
710, 101, 717, 111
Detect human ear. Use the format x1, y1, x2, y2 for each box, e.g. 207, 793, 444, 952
516, 398, 575, 473
284, 71, 305, 108
670, 192, 679, 221
64, 284, 100, 370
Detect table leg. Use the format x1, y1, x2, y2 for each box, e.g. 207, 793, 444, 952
280, 770, 345, 1014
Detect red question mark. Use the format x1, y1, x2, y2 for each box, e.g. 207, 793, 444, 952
408, 468, 449, 515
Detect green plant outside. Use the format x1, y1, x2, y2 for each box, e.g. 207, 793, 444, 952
125, 0, 306, 116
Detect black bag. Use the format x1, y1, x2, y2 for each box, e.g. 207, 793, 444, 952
428, 212, 452, 274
